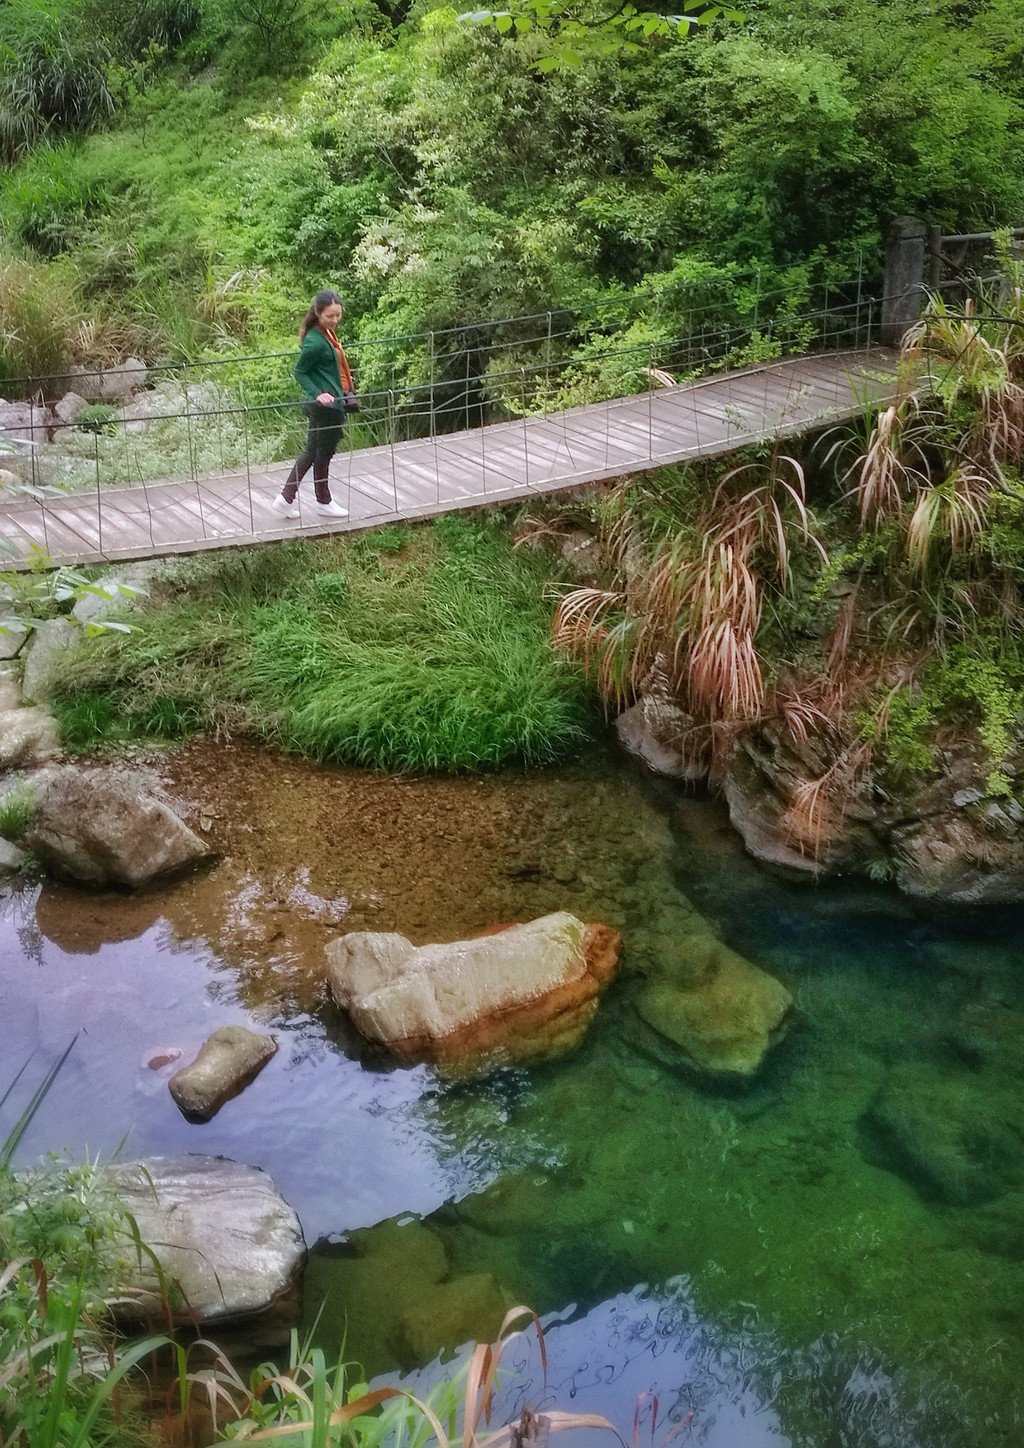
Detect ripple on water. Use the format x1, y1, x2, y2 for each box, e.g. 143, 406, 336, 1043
2, 736, 1024, 1446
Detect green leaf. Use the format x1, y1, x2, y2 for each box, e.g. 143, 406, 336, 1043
495, 13, 514, 32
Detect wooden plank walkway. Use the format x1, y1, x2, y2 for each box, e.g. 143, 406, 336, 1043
0, 348, 898, 567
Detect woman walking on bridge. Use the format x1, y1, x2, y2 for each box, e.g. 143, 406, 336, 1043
272, 289, 354, 519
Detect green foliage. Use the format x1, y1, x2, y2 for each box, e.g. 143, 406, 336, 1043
3, 0, 1023, 400
868, 691, 937, 778
0, 255, 82, 385
75, 402, 117, 433
0, 1051, 170, 1448
52, 518, 598, 771
0, 779, 35, 840
870, 646, 1024, 791
463, 0, 745, 73
0, 550, 140, 637
0, 0, 114, 162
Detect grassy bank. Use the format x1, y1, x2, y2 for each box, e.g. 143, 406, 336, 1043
52, 512, 599, 772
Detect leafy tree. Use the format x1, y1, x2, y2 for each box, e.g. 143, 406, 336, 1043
459, 0, 744, 72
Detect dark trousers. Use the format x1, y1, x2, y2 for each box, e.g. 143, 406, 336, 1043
283, 402, 344, 503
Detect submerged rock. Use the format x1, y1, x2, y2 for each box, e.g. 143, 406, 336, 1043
23, 764, 212, 888
632, 931, 793, 1079
326, 911, 621, 1069
302, 1217, 508, 1377
169, 1025, 277, 1120
108, 1155, 304, 1326
861, 1064, 1024, 1206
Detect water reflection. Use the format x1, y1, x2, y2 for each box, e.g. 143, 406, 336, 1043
396, 1285, 953, 1448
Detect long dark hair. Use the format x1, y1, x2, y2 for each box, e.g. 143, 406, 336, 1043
299, 288, 344, 342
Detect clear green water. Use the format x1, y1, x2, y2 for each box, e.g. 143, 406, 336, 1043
3, 741, 1024, 1445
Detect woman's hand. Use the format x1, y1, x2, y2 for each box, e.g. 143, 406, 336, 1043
316, 391, 335, 405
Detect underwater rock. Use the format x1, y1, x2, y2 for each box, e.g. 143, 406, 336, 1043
0, 706, 61, 767
632, 936, 793, 1078
954, 1189, 1024, 1260
398, 1273, 508, 1368
946, 998, 1024, 1079
23, 763, 212, 888
108, 1155, 304, 1326
326, 911, 621, 1070
303, 1217, 507, 1376
169, 1025, 277, 1120
861, 1063, 1024, 1206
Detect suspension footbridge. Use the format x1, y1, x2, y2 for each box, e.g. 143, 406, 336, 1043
0, 347, 896, 568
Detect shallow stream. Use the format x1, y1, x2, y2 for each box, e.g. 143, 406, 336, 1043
3, 738, 1024, 1446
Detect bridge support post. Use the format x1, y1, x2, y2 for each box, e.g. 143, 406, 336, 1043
881, 216, 928, 347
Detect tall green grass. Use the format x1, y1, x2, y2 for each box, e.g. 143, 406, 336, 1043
1, 1047, 168, 1448
52, 516, 599, 772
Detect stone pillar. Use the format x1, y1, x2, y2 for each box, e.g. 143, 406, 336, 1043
881, 216, 928, 347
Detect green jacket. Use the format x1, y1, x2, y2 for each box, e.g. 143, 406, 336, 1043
294, 327, 343, 402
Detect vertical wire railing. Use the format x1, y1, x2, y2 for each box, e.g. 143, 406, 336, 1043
0, 256, 892, 561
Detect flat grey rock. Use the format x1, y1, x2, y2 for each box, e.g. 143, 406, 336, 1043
107, 1155, 305, 1324
0, 837, 28, 873
0, 629, 28, 661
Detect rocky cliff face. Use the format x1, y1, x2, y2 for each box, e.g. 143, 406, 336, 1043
618, 698, 1024, 902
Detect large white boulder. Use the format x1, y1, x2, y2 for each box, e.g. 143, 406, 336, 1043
23, 764, 211, 887
107, 1156, 305, 1325
327, 911, 621, 1069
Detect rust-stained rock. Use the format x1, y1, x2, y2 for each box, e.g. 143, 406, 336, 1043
326, 911, 621, 1070
169, 1025, 277, 1119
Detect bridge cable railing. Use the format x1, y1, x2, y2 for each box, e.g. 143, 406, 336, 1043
2, 288, 880, 509
0, 263, 889, 561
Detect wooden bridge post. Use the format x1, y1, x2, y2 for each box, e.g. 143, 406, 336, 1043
881, 215, 928, 346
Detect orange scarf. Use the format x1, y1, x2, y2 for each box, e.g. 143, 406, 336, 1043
322, 326, 354, 393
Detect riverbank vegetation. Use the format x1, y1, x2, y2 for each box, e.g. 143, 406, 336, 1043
547, 249, 1024, 855
51, 513, 598, 770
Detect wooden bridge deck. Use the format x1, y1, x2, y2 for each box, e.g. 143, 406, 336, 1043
0, 348, 898, 567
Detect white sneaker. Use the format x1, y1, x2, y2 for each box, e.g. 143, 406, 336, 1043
271, 493, 299, 519
314, 499, 349, 518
